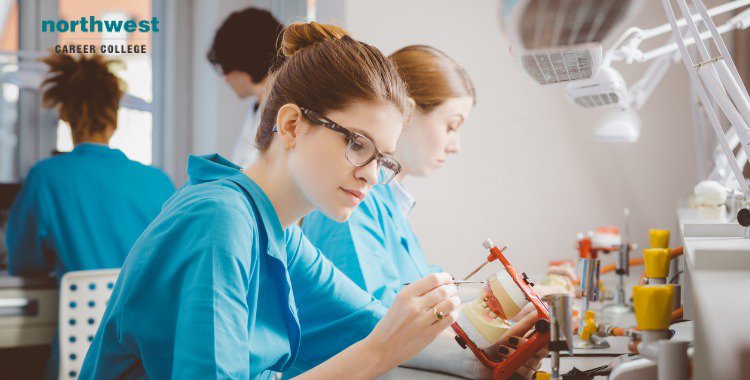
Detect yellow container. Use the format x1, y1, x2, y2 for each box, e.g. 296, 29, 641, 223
649, 229, 670, 248
579, 310, 597, 340
644, 248, 671, 279
633, 285, 674, 330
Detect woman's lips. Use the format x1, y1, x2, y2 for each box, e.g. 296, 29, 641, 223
340, 187, 365, 204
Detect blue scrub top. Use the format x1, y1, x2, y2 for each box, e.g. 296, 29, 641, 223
79, 154, 385, 380
6, 143, 175, 280
301, 183, 442, 307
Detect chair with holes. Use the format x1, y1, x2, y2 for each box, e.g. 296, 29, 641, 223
58, 269, 120, 380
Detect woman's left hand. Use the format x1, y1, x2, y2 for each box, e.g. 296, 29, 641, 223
483, 311, 549, 379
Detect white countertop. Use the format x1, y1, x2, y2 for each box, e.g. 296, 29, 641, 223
677, 207, 750, 380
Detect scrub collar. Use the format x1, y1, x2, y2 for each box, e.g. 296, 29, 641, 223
71, 143, 127, 159
186, 154, 286, 250
388, 179, 417, 217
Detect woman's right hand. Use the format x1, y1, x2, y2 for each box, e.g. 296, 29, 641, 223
364, 272, 461, 369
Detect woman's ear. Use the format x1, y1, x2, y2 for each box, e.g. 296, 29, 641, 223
405, 98, 417, 127
275, 103, 302, 150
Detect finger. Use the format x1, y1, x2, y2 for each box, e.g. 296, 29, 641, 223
402, 272, 454, 296
420, 283, 458, 309
515, 363, 535, 379
432, 307, 460, 330
509, 302, 535, 322
534, 347, 550, 360
505, 310, 539, 338
496, 353, 534, 379
430, 295, 461, 325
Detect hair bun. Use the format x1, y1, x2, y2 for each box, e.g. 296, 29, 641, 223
281, 21, 348, 57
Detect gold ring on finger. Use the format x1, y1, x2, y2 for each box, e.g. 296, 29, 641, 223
433, 307, 445, 322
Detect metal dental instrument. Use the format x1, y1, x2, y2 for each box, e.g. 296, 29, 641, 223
462, 244, 509, 281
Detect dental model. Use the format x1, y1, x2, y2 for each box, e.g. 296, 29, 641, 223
460, 269, 529, 346
591, 226, 621, 248
693, 180, 728, 219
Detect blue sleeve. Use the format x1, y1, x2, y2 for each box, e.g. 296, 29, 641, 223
301, 204, 402, 307
429, 264, 444, 273
285, 226, 386, 373
159, 196, 253, 378
6, 166, 53, 276
156, 169, 176, 197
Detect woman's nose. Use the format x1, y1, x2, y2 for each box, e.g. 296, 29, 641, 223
354, 158, 379, 185
447, 134, 460, 154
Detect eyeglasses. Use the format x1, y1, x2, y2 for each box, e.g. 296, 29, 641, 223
295, 107, 402, 184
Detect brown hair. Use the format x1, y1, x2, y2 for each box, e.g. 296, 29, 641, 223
41, 53, 125, 141
255, 21, 410, 151
389, 45, 476, 113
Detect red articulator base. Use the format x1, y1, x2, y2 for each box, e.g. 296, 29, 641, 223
451, 243, 551, 380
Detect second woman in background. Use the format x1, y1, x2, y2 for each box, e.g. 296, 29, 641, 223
302, 45, 475, 306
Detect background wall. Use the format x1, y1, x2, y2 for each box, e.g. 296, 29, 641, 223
178, 0, 718, 280
338, 0, 703, 279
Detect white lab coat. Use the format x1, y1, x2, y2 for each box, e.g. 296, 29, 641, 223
231, 101, 261, 167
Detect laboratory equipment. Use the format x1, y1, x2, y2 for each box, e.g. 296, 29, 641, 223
601, 209, 635, 316
542, 293, 574, 380
498, 0, 645, 85
660, 0, 750, 228
566, 0, 750, 144
454, 239, 550, 380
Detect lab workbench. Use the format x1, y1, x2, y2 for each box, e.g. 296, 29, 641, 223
0, 271, 58, 348
0, 271, 57, 380
383, 206, 745, 379
676, 207, 750, 380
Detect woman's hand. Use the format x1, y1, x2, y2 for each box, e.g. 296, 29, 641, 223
484, 311, 549, 379
363, 272, 461, 370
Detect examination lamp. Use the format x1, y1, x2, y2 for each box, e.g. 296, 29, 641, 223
593, 106, 641, 143
499, 0, 645, 86
567, 1, 750, 144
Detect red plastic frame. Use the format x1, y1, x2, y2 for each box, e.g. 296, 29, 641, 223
451, 242, 551, 380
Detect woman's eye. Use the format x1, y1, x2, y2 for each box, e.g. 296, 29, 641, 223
350, 140, 365, 151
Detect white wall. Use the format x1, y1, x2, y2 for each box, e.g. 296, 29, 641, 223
191, 0, 257, 160
163, 0, 308, 184
342, 0, 700, 278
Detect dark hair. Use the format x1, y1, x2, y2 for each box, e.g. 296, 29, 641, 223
390, 45, 476, 113
254, 22, 410, 152
206, 7, 284, 83
41, 53, 124, 141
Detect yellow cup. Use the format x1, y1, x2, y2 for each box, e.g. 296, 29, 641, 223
633, 285, 674, 330
644, 248, 671, 279
649, 229, 670, 249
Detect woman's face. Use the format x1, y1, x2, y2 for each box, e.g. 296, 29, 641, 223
288, 101, 404, 222
395, 96, 473, 177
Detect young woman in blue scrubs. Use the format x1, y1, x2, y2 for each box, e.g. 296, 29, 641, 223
302, 45, 476, 307
6, 53, 175, 378
7, 53, 175, 279
77, 22, 509, 380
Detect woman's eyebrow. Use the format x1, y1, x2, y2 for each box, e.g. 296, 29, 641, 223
352, 128, 395, 155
